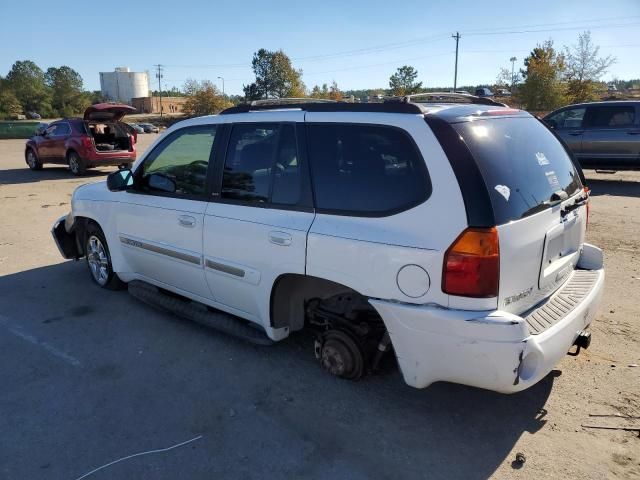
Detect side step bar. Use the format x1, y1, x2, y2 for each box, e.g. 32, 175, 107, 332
128, 281, 274, 346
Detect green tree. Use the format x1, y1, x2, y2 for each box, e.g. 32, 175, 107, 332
563, 31, 615, 103
519, 41, 566, 111
183, 79, 232, 116
45, 66, 87, 116
389, 65, 422, 96
0, 88, 23, 117
328, 81, 342, 100
243, 49, 305, 100
5, 60, 52, 115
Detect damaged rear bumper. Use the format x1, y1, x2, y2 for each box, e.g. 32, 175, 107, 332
370, 244, 605, 394
51, 214, 80, 259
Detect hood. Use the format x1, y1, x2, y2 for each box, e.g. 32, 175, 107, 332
84, 103, 136, 122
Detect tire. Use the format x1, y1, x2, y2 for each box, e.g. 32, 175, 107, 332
68, 151, 87, 176
84, 222, 126, 290
26, 149, 42, 171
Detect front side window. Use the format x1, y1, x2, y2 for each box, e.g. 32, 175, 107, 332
221, 123, 302, 206
546, 107, 586, 129
586, 106, 636, 128
141, 125, 216, 196
306, 124, 430, 215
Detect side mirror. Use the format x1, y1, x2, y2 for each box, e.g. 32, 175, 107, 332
147, 173, 176, 193
107, 169, 134, 191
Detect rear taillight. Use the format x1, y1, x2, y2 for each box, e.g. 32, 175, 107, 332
442, 227, 499, 298
584, 186, 590, 228
81, 136, 93, 149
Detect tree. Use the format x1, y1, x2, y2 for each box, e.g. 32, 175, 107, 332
182, 79, 232, 116
563, 31, 616, 103
45, 66, 87, 116
310, 83, 330, 99
243, 49, 305, 100
5, 60, 52, 115
0, 88, 23, 117
389, 66, 422, 96
328, 81, 342, 100
519, 41, 566, 111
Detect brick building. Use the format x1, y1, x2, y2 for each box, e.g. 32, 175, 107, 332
131, 96, 189, 114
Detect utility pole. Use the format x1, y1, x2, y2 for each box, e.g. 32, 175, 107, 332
154, 64, 164, 118
217, 76, 225, 97
510, 56, 517, 92
452, 32, 461, 91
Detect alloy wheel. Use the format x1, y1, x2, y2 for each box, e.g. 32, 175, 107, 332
87, 235, 110, 286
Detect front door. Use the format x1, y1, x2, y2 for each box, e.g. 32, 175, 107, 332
115, 124, 218, 300
203, 113, 314, 327
39, 123, 68, 161
546, 106, 586, 157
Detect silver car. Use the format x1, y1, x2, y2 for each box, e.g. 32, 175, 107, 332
544, 101, 640, 170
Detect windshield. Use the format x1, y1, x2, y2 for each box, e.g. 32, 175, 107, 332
453, 117, 583, 224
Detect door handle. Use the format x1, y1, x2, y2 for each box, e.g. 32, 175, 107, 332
178, 215, 196, 228
269, 231, 292, 246
568, 130, 584, 136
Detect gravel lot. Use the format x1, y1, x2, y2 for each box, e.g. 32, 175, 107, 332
1, 136, 638, 479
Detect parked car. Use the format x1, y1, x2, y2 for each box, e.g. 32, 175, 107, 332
52, 98, 604, 394
496, 88, 512, 96
138, 123, 159, 133
25, 103, 137, 175
543, 101, 640, 170
127, 123, 145, 134
26, 111, 42, 119
475, 87, 494, 97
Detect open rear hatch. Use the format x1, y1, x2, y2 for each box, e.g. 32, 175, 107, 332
453, 114, 587, 315
84, 103, 136, 122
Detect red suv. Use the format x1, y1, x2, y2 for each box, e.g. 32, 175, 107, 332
25, 104, 137, 176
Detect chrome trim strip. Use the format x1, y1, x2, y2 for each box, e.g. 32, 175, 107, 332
119, 236, 201, 265
205, 259, 245, 278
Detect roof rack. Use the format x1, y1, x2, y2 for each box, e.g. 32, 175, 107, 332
385, 92, 508, 107
249, 97, 338, 106
220, 100, 425, 115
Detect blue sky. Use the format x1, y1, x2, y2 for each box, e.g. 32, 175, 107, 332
1, 0, 639, 95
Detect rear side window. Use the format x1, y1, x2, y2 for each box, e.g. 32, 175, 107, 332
586, 106, 635, 128
306, 124, 430, 215
221, 123, 302, 206
453, 117, 582, 224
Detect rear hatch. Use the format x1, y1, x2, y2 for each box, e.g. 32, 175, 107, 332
452, 115, 587, 315
84, 103, 136, 122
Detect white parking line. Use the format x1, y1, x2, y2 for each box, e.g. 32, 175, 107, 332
0, 314, 81, 368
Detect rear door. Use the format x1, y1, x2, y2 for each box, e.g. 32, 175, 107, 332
452, 116, 586, 315
545, 106, 586, 156
203, 112, 314, 326
581, 104, 639, 169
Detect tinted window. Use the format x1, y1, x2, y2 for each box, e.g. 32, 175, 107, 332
221, 123, 302, 205
142, 125, 216, 196
307, 124, 430, 214
546, 107, 585, 129
454, 117, 582, 224
53, 123, 71, 136
586, 106, 635, 128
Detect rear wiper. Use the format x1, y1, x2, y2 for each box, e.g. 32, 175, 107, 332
561, 193, 589, 217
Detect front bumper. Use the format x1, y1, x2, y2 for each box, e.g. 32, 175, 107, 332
51, 214, 80, 259
370, 244, 605, 394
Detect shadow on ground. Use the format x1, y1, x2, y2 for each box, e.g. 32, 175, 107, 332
587, 177, 640, 198
0, 166, 110, 186
0, 262, 554, 480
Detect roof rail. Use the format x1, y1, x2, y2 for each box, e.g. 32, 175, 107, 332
220, 101, 425, 115
385, 92, 508, 107
249, 97, 338, 106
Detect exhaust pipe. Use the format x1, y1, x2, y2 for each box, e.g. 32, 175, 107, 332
568, 330, 591, 356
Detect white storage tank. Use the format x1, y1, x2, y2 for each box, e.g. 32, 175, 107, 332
99, 67, 149, 104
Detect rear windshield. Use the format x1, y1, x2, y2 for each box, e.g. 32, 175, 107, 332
454, 117, 583, 224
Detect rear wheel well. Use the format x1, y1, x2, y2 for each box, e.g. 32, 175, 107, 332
270, 274, 376, 331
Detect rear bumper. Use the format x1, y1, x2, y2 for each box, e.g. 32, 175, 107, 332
51, 214, 80, 259
370, 244, 605, 394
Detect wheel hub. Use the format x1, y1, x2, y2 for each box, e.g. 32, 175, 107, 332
317, 330, 364, 380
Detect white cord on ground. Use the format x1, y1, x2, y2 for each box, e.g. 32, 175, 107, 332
73, 435, 203, 480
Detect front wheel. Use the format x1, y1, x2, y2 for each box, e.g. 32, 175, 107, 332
68, 151, 87, 176
26, 149, 42, 171
84, 223, 126, 290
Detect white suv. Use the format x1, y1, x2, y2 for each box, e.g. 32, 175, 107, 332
52, 96, 605, 393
